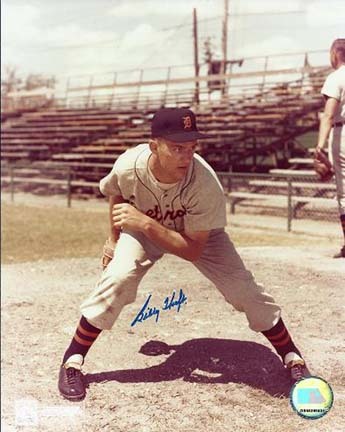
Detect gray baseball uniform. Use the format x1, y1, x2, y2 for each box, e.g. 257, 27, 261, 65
321, 65, 345, 215
80, 144, 281, 331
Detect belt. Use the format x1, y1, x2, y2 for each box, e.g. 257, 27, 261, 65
333, 122, 344, 127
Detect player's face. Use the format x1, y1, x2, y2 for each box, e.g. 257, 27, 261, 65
150, 138, 198, 182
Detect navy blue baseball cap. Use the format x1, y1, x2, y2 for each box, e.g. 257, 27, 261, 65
151, 108, 209, 142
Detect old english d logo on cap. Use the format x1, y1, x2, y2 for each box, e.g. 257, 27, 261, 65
151, 108, 210, 143
182, 116, 192, 129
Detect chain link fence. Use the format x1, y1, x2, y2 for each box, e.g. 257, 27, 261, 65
218, 172, 338, 231
1, 165, 339, 231
1, 163, 101, 208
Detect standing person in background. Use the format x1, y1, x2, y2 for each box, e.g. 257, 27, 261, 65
315, 38, 345, 258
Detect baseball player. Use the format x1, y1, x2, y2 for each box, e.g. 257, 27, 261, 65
58, 108, 309, 401
315, 38, 345, 258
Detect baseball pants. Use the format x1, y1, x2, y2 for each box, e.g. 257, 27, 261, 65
80, 229, 281, 332
329, 125, 345, 215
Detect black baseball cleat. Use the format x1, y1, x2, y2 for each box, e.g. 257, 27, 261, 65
333, 245, 345, 258
287, 361, 311, 382
58, 364, 86, 401
284, 352, 311, 382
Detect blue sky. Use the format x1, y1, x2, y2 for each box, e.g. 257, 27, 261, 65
2, 0, 344, 81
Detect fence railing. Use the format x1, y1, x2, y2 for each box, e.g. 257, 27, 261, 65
217, 172, 337, 231
2, 165, 99, 208
63, 66, 329, 109
2, 50, 330, 112
1, 167, 337, 231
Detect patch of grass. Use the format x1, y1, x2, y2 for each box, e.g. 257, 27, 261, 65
1, 203, 108, 264
227, 227, 328, 248
1, 202, 329, 264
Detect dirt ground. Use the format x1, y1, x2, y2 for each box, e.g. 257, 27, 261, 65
1, 244, 344, 432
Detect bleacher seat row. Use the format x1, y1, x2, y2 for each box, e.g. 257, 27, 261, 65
1, 68, 330, 200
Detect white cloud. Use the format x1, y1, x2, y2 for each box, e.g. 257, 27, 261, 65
1, 4, 40, 45
2, 2, 120, 77
2, 2, 117, 49
306, 1, 345, 26
109, 0, 304, 23
235, 0, 302, 14
240, 36, 298, 58
42, 25, 117, 48
2, 0, 343, 82
109, 0, 222, 19
119, 23, 168, 50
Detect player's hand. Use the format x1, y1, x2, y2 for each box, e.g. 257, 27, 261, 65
112, 203, 148, 232
102, 237, 116, 270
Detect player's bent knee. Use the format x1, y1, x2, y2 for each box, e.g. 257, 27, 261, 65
217, 276, 260, 312
217, 278, 281, 332
243, 291, 282, 332
222, 294, 245, 313
246, 307, 281, 333
80, 280, 139, 330
100, 273, 139, 306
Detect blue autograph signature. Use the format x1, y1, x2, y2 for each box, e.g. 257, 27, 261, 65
131, 289, 188, 327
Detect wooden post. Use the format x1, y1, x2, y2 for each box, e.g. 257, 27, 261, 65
163, 67, 171, 106
261, 56, 269, 95
221, 0, 229, 96
193, 8, 200, 105
136, 69, 144, 108
65, 77, 70, 108
300, 52, 310, 96
87, 76, 94, 108
67, 167, 72, 208
227, 169, 232, 194
109, 72, 117, 108
10, 165, 14, 202
287, 178, 292, 232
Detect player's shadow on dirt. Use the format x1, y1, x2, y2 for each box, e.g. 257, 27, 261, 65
85, 338, 291, 397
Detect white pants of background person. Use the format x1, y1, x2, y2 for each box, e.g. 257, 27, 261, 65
329, 124, 345, 215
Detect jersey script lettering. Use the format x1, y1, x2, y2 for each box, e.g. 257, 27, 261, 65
146, 205, 187, 222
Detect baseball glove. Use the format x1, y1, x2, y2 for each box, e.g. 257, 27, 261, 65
313, 148, 334, 181
101, 238, 115, 270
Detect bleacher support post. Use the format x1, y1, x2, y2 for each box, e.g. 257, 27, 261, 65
109, 72, 117, 108
287, 177, 292, 232
163, 67, 171, 106
10, 164, 15, 203
136, 70, 144, 109
193, 8, 200, 105
67, 167, 72, 208
261, 56, 269, 94
87, 76, 94, 108
65, 77, 70, 107
227, 170, 232, 193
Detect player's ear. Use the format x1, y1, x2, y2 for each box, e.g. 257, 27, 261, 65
149, 138, 159, 154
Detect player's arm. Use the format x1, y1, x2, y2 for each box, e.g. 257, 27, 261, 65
143, 221, 209, 262
317, 97, 340, 150
108, 195, 126, 244
102, 195, 126, 269
112, 203, 209, 261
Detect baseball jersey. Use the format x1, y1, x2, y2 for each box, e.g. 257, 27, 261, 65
321, 65, 345, 122
99, 144, 227, 232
